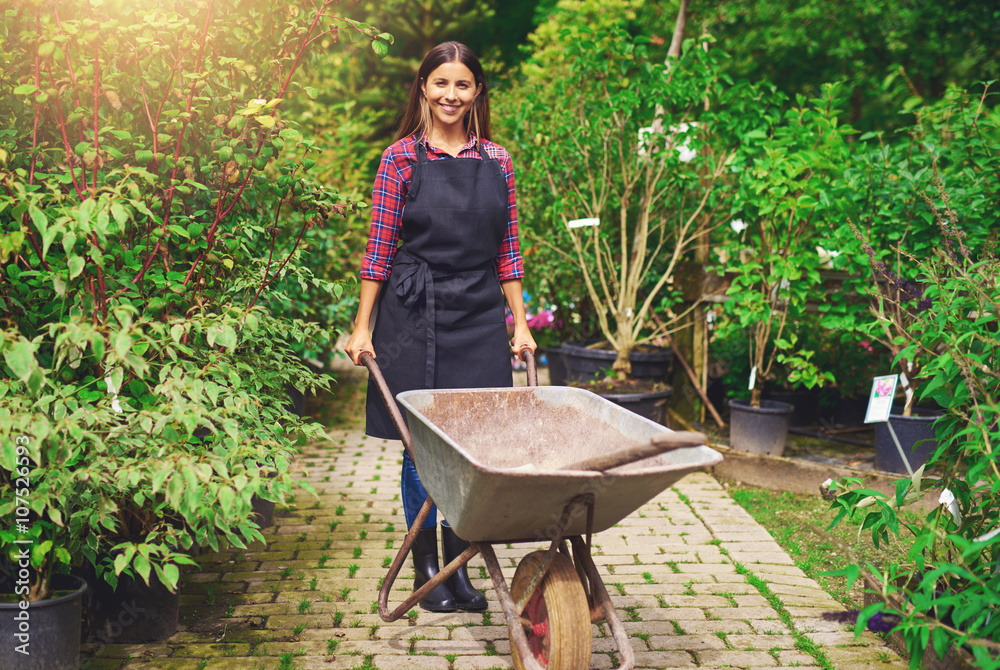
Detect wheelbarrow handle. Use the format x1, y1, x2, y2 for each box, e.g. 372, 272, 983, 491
562, 430, 708, 472
359, 352, 414, 459
518, 348, 537, 387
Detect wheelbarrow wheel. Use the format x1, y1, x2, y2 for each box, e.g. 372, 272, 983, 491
510, 551, 591, 670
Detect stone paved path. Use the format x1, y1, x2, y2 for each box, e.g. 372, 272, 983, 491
81, 373, 908, 670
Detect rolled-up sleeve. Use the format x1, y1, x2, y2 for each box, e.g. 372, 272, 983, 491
495, 147, 524, 281
360, 147, 408, 281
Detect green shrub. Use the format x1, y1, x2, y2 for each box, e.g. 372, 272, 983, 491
0, 0, 390, 598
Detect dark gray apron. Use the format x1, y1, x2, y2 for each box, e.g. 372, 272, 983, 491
366, 140, 513, 439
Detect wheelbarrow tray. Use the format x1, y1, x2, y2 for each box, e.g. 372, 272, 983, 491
396, 386, 723, 542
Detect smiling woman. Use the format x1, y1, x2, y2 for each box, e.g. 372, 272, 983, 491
343, 41, 536, 614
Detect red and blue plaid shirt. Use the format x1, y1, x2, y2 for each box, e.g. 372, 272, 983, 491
360, 133, 524, 282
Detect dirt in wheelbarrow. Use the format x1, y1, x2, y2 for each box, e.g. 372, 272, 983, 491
418, 388, 684, 472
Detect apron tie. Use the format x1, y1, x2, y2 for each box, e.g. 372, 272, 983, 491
392, 248, 436, 389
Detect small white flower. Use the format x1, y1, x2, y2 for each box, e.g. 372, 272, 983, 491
105, 375, 124, 414
730, 219, 747, 233
939, 488, 962, 525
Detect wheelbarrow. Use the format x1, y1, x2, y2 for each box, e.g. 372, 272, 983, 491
361, 351, 723, 670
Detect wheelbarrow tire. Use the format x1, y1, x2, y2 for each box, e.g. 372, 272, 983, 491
510, 551, 591, 670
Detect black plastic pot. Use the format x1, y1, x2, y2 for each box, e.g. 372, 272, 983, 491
0, 574, 86, 669
560, 340, 673, 382
250, 469, 280, 529
599, 388, 673, 424
728, 398, 795, 457
763, 388, 819, 427
540, 347, 567, 386
251, 495, 277, 528
874, 407, 941, 474
80, 566, 179, 644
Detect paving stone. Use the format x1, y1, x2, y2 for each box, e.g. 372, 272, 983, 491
634, 607, 707, 621
373, 655, 451, 670
723, 633, 797, 649
81, 660, 127, 670
412, 639, 488, 654
676, 620, 754, 635
646, 635, 726, 651
167, 643, 253, 657
631, 650, 696, 667
748, 619, 791, 634
706, 606, 779, 620
696, 649, 779, 666
452, 656, 514, 670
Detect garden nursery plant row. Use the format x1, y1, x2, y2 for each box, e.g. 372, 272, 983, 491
1, 0, 998, 668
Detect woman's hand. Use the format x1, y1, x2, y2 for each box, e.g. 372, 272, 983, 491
344, 326, 375, 366
511, 322, 537, 358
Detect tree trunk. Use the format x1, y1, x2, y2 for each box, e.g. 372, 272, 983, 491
667, 0, 690, 59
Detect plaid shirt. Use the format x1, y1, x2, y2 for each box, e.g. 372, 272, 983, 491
360, 133, 524, 282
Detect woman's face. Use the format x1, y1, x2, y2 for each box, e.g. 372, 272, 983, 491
421, 60, 481, 134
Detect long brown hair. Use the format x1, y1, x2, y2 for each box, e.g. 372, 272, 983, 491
394, 41, 492, 143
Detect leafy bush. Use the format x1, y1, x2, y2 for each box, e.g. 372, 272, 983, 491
826, 84, 1000, 416
827, 180, 1000, 668
0, 1, 389, 598
717, 84, 854, 406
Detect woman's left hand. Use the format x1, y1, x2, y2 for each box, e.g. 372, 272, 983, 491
511, 323, 537, 358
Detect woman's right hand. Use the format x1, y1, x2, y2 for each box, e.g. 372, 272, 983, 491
344, 327, 375, 366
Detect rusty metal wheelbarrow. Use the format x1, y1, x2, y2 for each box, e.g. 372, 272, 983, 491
361, 351, 722, 670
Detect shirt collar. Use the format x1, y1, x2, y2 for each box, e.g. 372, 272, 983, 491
418, 132, 479, 155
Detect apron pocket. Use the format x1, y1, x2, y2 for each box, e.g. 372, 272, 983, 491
434, 268, 505, 329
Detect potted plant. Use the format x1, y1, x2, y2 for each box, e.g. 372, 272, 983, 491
505, 12, 758, 421
0, 438, 94, 667
718, 83, 851, 455
0, 0, 390, 647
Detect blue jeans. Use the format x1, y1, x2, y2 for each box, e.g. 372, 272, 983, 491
401, 450, 438, 529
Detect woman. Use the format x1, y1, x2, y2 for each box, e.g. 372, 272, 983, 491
345, 42, 536, 612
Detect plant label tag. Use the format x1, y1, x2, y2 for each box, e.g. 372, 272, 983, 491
864, 374, 898, 423
748, 366, 756, 391
567, 217, 600, 228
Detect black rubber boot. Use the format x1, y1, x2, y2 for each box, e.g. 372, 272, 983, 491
412, 526, 456, 612
442, 524, 487, 611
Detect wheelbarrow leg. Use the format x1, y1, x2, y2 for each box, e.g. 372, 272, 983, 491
480, 543, 553, 670
378, 498, 481, 622
571, 536, 636, 670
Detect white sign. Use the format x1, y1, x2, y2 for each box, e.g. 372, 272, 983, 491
864, 374, 898, 423
567, 218, 600, 228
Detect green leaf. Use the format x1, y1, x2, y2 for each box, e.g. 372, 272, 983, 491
161, 563, 180, 591
371, 39, 388, 58
13, 84, 38, 95
114, 552, 129, 575
4, 340, 35, 380
133, 553, 151, 584
218, 486, 234, 515
68, 255, 85, 279
110, 202, 128, 226
115, 330, 131, 359
216, 325, 237, 350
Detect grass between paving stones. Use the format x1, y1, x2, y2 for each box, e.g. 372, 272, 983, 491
720, 481, 918, 609
674, 487, 837, 670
